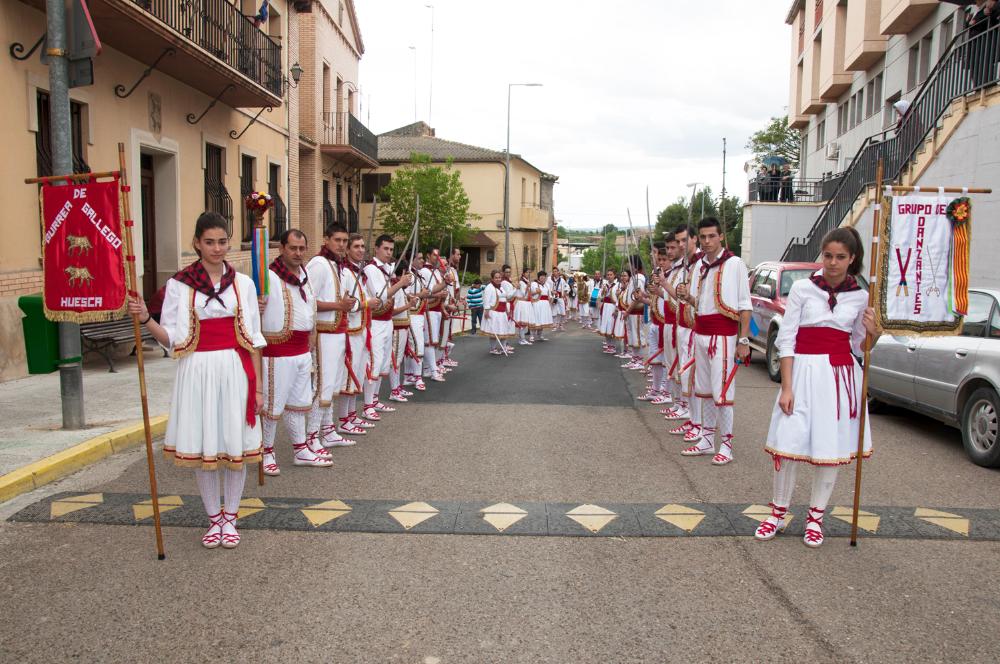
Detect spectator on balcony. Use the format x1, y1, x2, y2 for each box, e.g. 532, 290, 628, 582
967, 0, 999, 89
779, 164, 794, 203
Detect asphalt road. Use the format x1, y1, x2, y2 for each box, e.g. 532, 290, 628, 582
2, 325, 1000, 663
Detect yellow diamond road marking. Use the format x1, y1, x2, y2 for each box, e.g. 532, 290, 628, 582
831, 506, 881, 533
743, 504, 793, 527
238, 498, 266, 519
915, 508, 969, 536
132, 495, 184, 521
481, 503, 528, 532
301, 499, 353, 527
566, 504, 617, 533
50, 493, 104, 518
389, 502, 439, 530
655, 504, 705, 532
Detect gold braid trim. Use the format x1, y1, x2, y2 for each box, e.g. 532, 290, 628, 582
172, 288, 200, 358
262, 278, 293, 345
713, 259, 740, 322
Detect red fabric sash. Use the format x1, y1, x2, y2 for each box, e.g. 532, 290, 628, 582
540, 295, 550, 301
678, 303, 693, 329
372, 307, 395, 322
795, 327, 853, 366
495, 301, 508, 313
695, 313, 738, 336
663, 308, 677, 325
795, 327, 858, 419
603, 297, 613, 304
262, 330, 310, 358
196, 317, 256, 427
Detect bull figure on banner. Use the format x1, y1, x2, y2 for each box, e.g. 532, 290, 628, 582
65, 265, 95, 287
67, 235, 93, 256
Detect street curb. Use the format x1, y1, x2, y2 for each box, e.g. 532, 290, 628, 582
0, 415, 168, 504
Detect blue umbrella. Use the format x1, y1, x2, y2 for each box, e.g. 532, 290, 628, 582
762, 155, 788, 168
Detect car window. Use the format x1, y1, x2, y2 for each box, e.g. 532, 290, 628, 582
990, 303, 1000, 339
961, 292, 992, 338
779, 269, 814, 297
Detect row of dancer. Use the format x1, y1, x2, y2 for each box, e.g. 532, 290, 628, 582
594, 218, 878, 547
478, 265, 573, 354
129, 213, 466, 549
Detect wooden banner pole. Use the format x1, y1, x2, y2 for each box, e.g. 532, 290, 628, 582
117, 143, 166, 560
850, 159, 884, 547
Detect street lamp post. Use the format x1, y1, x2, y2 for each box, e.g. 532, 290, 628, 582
503, 82, 542, 266
408, 45, 418, 122
425, 4, 434, 125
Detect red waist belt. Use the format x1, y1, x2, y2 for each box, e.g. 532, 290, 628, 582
427, 304, 443, 313
663, 309, 677, 325
196, 317, 256, 427
603, 297, 613, 304
795, 327, 854, 366
372, 308, 395, 322
678, 304, 692, 329
695, 313, 738, 336
495, 301, 508, 313
262, 330, 310, 358
540, 295, 550, 301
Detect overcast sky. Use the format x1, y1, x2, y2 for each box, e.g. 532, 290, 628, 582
356, 0, 791, 229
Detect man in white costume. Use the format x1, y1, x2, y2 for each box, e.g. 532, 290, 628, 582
259, 229, 331, 476
665, 225, 700, 438
679, 218, 752, 466
305, 223, 359, 449
338, 234, 375, 434
362, 234, 413, 421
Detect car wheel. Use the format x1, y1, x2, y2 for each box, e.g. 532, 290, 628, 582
765, 329, 781, 383
961, 387, 1000, 468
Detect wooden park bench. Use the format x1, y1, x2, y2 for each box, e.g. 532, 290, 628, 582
80, 318, 163, 373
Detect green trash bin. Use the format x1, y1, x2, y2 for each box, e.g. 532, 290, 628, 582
18, 294, 60, 374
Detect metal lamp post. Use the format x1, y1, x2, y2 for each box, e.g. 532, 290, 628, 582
503, 82, 542, 266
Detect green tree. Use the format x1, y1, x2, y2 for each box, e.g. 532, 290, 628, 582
580, 232, 620, 275
655, 199, 690, 239
601, 223, 618, 236
378, 153, 478, 251
746, 115, 800, 168
718, 194, 745, 256
556, 224, 568, 239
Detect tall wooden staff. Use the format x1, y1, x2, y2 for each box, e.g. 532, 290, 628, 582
117, 143, 166, 560
850, 160, 884, 546
247, 191, 272, 487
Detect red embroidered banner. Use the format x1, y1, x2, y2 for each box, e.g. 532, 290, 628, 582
41, 179, 128, 322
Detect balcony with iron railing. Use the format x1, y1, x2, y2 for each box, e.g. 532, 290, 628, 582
749, 173, 845, 203
24, 0, 284, 107
321, 112, 379, 168
782, 23, 1000, 262
269, 193, 287, 241
323, 200, 334, 229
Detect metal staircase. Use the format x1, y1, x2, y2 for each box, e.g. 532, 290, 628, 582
782, 22, 1000, 261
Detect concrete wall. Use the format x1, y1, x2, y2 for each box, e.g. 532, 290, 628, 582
741, 202, 825, 268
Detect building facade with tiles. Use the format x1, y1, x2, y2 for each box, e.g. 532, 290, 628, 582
0, 0, 375, 382
358, 122, 558, 280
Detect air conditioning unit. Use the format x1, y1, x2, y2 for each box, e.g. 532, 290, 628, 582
825, 142, 840, 160
496, 219, 504, 228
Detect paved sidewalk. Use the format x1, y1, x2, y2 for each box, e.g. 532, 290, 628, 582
0, 350, 174, 476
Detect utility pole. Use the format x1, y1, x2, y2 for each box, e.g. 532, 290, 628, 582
720, 138, 728, 233
46, 0, 85, 429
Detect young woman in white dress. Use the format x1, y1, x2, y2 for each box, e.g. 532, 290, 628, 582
598, 269, 619, 353
130, 212, 265, 550
754, 227, 880, 548
481, 270, 515, 355
531, 271, 555, 340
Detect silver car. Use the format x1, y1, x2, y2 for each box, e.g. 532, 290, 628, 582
868, 288, 1000, 467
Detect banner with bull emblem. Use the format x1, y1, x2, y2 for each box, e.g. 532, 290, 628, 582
876, 192, 971, 335
41, 178, 128, 322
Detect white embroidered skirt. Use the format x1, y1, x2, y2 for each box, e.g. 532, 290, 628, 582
165, 349, 262, 470
765, 353, 873, 466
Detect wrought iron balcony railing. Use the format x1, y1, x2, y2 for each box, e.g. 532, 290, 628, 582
321, 112, 379, 165
132, 0, 282, 97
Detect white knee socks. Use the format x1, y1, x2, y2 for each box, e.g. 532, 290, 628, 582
771, 463, 838, 510
261, 416, 278, 448
810, 466, 839, 511
222, 466, 246, 516
651, 366, 665, 392
718, 405, 734, 437
337, 396, 352, 420
701, 398, 717, 446
688, 394, 702, 426
772, 461, 798, 508
306, 400, 323, 438
283, 410, 306, 445
194, 469, 221, 517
